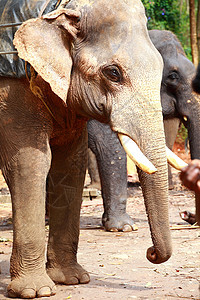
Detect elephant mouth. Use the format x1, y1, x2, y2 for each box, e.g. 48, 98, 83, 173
118, 133, 188, 174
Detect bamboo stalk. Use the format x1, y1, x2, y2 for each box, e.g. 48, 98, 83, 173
0, 22, 22, 28
0, 51, 18, 55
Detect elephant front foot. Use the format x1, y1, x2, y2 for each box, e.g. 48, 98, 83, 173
102, 213, 138, 232
47, 262, 90, 285
7, 273, 56, 299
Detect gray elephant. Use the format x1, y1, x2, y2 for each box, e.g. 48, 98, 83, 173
192, 63, 200, 94
0, 1, 186, 298
191, 64, 200, 223
88, 29, 198, 232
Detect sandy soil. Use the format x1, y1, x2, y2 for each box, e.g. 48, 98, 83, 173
0, 147, 200, 300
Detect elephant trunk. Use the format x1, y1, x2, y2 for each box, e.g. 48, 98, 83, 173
187, 113, 200, 161
184, 97, 200, 224
112, 106, 172, 263
188, 136, 200, 160
137, 133, 172, 264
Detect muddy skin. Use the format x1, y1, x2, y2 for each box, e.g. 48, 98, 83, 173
0, 1, 171, 298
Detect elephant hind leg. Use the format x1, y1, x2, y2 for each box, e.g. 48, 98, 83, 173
87, 148, 101, 190
46, 128, 90, 285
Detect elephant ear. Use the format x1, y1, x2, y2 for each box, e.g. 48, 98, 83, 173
13, 9, 80, 102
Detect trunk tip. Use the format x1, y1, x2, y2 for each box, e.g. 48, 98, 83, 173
146, 246, 172, 264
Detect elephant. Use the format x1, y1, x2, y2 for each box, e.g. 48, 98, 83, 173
88, 29, 199, 232
191, 64, 200, 223
0, 0, 185, 297
192, 63, 200, 94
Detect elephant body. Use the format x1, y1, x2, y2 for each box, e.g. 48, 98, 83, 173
0, 1, 174, 298
88, 30, 200, 232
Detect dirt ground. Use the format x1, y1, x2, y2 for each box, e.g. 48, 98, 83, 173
0, 146, 200, 300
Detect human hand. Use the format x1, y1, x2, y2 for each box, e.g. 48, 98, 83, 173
180, 160, 200, 193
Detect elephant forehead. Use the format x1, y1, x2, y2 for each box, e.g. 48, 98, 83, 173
90, 3, 145, 32
176, 55, 195, 76
89, 0, 146, 17
75, 0, 95, 6
163, 54, 195, 78
73, 0, 150, 65
75, 0, 147, 38
67, 0, 145, 15
77, 20, 152, 67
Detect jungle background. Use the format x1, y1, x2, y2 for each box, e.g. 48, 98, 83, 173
142, 0, 199, 65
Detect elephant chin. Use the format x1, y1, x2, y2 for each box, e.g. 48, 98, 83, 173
146, 246, 171, 264
118, 133, 188, 174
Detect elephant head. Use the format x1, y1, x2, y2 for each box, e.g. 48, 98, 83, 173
149, 30, 200, 223
13, 0, 184, 263
149, 30, 198, 154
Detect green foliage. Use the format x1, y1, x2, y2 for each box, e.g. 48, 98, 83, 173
141, 0, 191, 60
142, 0, 180, 31
176, 123, 188, 144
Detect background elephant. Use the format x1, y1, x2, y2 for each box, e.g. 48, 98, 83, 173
88, 29, 199, 232
0, 0, 178, 298
191, 64, 200, 224
192, 63, 200, 94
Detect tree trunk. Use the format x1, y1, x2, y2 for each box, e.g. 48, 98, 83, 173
197, 0, 200, 61
189, 0, 198, 67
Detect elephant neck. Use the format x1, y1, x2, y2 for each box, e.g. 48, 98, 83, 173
29, 74, 87, 140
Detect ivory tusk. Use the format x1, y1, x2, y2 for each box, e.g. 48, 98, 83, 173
166, 147, 188, 170
118, 133, 157, 174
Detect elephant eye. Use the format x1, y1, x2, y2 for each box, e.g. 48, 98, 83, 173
168, 71, 179, 81
102, 65, 122, 82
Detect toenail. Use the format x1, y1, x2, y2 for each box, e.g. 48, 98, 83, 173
21, 288, 36, 298
37, 287, 52, 297
122, 224, 133, 232
69, 277, 79, 285
7, 289, 17, 298
110, 228, 118, 232
51, 285, 57, 295
80, 273, 90, 284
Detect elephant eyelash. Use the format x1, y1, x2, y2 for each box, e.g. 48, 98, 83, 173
102, 65, 122, 83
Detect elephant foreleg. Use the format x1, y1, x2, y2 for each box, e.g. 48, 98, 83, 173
3, 146, 55, 299
46, 128, 90, 285
88, 120, 134, 232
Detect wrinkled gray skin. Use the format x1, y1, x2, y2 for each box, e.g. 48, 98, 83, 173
191, 63, 200, 223
88, 30, 200, 232
0, 1, 171, 299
